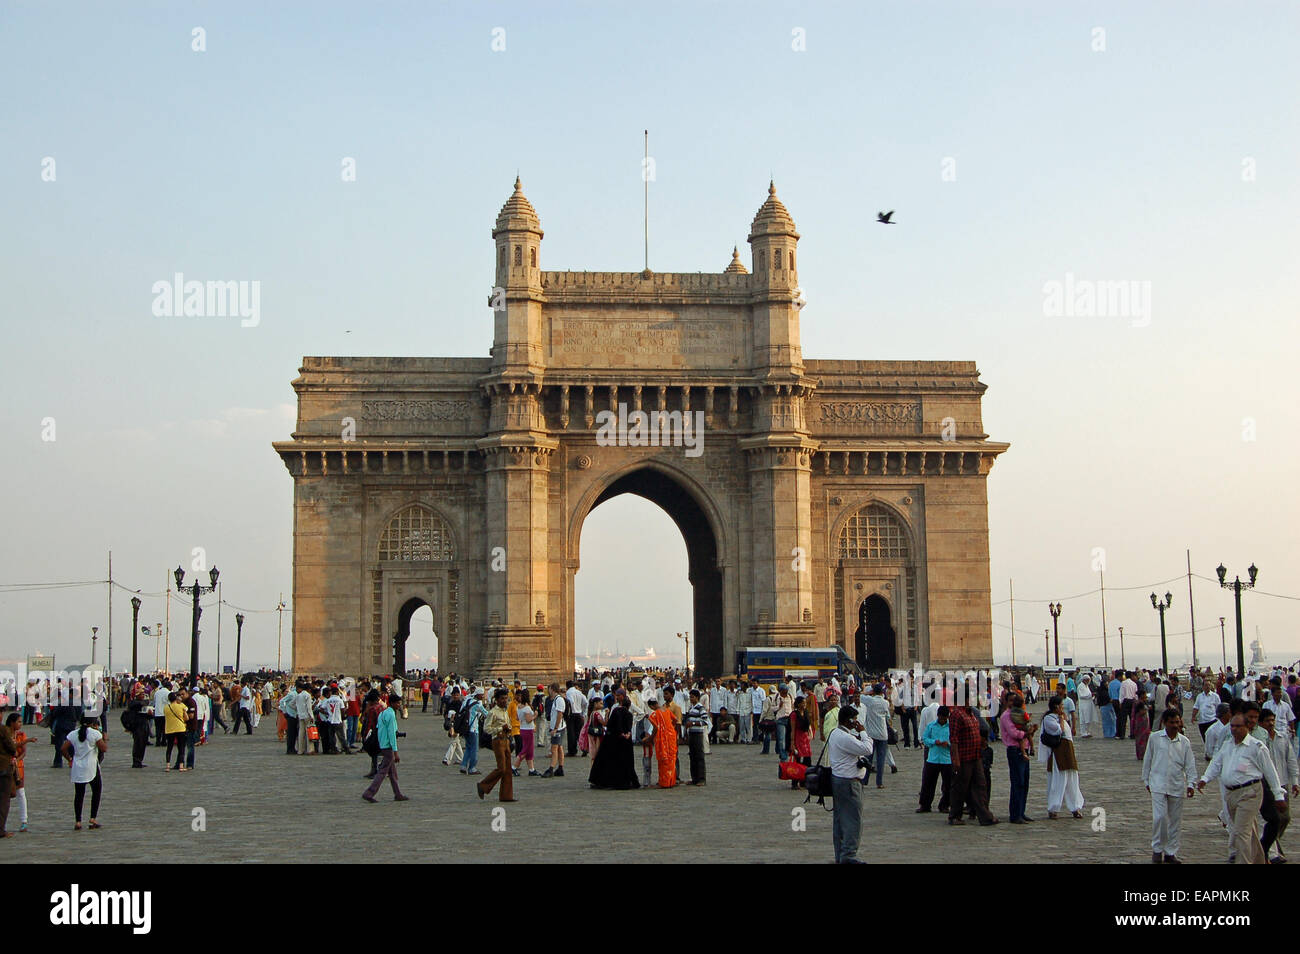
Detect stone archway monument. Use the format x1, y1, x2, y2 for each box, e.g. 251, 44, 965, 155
274, 179, 1008, 681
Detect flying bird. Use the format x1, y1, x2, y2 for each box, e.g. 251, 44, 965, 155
877, 210, 896, 224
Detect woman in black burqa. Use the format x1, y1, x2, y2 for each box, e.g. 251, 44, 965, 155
588, 689, 639, 789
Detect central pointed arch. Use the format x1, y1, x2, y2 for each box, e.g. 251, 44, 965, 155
569, 460, 728, 676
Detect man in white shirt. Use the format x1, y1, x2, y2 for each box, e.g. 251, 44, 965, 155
1204, 704, 1232, 762
153, 681, 171, 747
390, 676, 407, 718
326, 685, 351, 754
1263, 682, 1296, 737
193, 688, 212, 744
1242, 676, 1257, 703
860, 685, 891, 789
1193, 686, 1222, 740
827, 704, 873, 864
545, 683, 567, 777
232, 682, 255, 735
1141, 709, 1198, 864
1198, 713, 1287, 864
564, 681, 586, 757
749, 681, 766, 745
1153, 679, 1171, 716
257, 682, 272, 726
293, 686, 314, 755
1119, 673, 1139, 739
1259, 708, 1298, 861
735, 679, 753, 743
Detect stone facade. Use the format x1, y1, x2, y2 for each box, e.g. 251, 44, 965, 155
273, 180, 1008, 681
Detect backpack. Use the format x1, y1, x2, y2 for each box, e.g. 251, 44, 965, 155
453, 702, 474, 737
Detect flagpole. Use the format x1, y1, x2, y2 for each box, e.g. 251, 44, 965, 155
1186, 549, 1198, 669
643, 129, 649, 271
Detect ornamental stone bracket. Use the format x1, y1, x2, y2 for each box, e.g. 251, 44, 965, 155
738, 434, 820, 470
475, 435, 559, 470
813, 443, 1007, 477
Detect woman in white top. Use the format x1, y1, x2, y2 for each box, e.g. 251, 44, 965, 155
60, 716, 107, 830
1076, 675, 1095, 738
1038, 695, 1084, 819
511, 691, 539, 776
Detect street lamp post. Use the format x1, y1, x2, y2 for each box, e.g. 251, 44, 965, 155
1118, 626, 1125, 670
277, 595, 286, 673
1044, 629, 1050, 666
1219, 616, 1227, 671
91, 627, 98, 665
173, 564, 220, 684
1216, 563, 1257, 677
235, 613, 245, 675
130, 597, 142, 676
1151, 591, 1173, 675
1048, 603, 1063, 666
676, 631, 691, 680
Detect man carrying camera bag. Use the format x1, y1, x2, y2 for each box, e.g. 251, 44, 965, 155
827, 704, 875, 864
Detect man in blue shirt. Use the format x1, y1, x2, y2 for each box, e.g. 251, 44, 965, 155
361, 693, 408, 803
916, 706, 953, 814
1108, 672, 1123, 739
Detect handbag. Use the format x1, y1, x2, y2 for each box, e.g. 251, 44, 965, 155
1041, 730, 1061, 749
306, 724, 320, 742
803, 731, 836, 811
886, 725, 898, 746
778, 759, 807, 782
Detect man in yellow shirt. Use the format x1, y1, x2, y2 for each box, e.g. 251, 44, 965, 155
477, 689, 518, 802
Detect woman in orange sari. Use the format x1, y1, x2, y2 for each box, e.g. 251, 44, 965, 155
646, 697, 678, 787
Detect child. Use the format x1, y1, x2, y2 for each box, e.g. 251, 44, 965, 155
1007, 695, 1037, 757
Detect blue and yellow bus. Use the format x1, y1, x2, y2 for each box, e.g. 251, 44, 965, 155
735, 646, 864, 687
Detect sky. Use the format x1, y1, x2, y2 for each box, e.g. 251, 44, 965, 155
1, 1, 1297, 673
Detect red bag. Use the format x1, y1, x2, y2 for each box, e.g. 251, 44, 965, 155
307, 725, 320, 741
778, 759, 806, 782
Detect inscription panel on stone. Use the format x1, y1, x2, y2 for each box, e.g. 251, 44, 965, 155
362, 400, 473, 422
548, 310, 741, 368
814, 401, 922, 434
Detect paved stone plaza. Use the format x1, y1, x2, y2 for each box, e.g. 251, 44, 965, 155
16, 706, 1242, 863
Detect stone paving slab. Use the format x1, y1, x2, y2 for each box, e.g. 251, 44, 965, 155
11, 708, 1242, 863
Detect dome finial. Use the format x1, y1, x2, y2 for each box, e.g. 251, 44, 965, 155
768, 179, 776, 195
724, 244, 749, 274
514, 175, 522, 191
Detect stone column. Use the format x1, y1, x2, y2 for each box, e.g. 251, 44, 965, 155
476, 383, 560, 681
740, 383, 818, 648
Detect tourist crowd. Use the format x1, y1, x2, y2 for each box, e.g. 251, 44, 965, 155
1, 661, 1295, 866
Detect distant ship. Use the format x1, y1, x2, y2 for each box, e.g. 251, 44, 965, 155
1249, 638, 1268, 671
